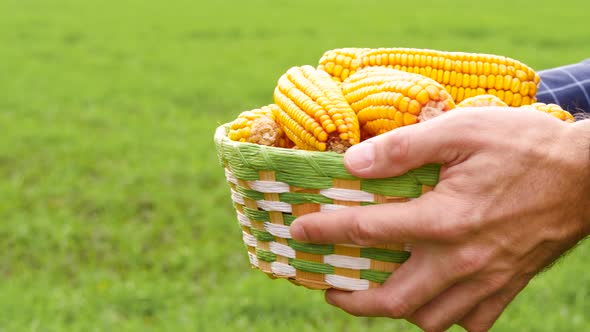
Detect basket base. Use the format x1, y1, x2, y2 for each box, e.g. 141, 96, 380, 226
288, 278, 331, 290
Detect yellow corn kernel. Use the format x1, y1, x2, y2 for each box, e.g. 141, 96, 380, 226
317, 48, 370, 84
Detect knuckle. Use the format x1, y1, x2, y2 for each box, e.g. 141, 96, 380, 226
380, 297, 412, 318
346, 213, 376, 246
453, 248, 487, 277
422, 203, 477, 242
482, 273, 511, 293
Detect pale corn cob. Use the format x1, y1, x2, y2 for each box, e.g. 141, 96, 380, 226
273, 65, 360, 152
520, 103, 575, 123
319, 48, 540, 106
228, 104, 294, 148
457, 94, 508, 107
342, 67, 456, 138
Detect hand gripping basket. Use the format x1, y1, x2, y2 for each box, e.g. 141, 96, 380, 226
214, 123, 440, 291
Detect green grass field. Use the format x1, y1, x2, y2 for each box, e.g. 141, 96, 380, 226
1, 0, 589, 331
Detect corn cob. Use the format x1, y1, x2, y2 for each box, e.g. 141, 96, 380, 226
342, 67, 456, 138
319, 48, 539, 106
317, 48, 371, 83
457, 94, 508, 107
519, 103, 575, 123
273, 65, 360, 152
228, 104, 294, 148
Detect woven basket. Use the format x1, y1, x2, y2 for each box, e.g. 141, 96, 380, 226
214, 123, 440, 291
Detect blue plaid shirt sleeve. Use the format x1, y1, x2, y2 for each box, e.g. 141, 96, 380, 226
536, 58, 590, 121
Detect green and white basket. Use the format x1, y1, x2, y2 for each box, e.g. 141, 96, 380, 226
214, 123, 440, 291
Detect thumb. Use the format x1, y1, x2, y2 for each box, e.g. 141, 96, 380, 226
344, 110, 479, 178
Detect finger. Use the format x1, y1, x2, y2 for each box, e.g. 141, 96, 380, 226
325, 250, 458, 319
408, 275, 508, 332
459, 276, 531, 332
343, 108, 492, 179
290, 192, 444, 245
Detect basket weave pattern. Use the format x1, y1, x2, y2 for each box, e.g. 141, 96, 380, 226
215, 124, 440, 291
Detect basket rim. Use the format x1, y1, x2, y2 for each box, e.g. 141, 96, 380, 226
214, 122, 441, 195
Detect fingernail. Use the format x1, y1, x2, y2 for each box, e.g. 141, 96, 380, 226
345, 142, 374, 171
290, 221, 308, 242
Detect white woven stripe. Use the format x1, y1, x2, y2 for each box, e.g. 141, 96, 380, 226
231, 189, 292, 212
264, 222, 291, 238
236, 211, 252, 227
270, 261, 296, 277
324, 254, 371, 270
224, 168, 238, 185
257, 200, 292, 213
404, 243, 412, 252
242, 231, 257, 247
248, 180, 290, 193
230, 189, 245, 205
320, 204, 347, 212
269, 241, 296, 258
325, 274, 369, 291
248, 252, 259, 267
320, 188, 375, 203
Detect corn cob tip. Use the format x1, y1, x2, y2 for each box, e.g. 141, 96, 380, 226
456, 94, 509, 108
418, 100, 452, 122
327, 136, 352, 153
247, 116, 282, 146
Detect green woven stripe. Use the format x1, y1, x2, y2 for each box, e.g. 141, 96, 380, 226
235, 186, 264, 201
250, 228, 275, 242
228, 163, 260, 181
411, 163, 441, 186
242, 207, 269, 222
275, 173, 334, 190
283, 214, 296, 225
360, 248, 410, 263
278, 192, 333, 205
360, 270, 392, 283
362, 176, 422, 198
289, 258, 334, 274
243, 206, 295, 225
256, 249, 277, 262
287, 239, 335, 255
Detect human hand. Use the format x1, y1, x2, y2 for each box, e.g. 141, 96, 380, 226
290, 108, 590, 332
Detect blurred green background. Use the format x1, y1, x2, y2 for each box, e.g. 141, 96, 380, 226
1, 0, 589, 331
